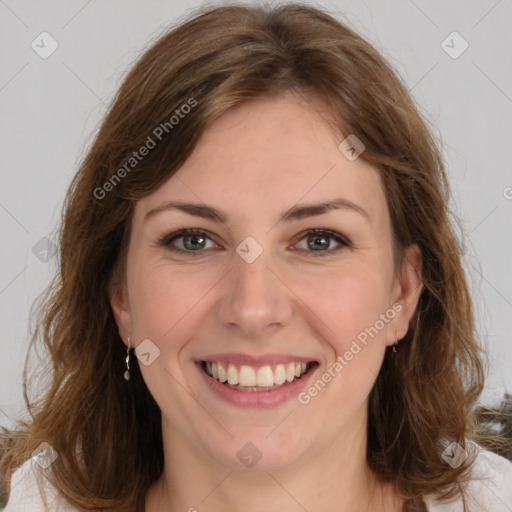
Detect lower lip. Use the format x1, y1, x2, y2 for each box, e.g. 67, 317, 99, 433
196, 362, 319, 408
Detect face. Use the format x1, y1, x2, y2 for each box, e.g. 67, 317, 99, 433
111, 93, 422, 473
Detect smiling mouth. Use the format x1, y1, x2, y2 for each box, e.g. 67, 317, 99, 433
200, 360, 318, 392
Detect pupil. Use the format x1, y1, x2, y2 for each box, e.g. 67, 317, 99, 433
184, 234, 205, 250
309, 235, 329, 251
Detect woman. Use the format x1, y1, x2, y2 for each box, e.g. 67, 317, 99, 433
1, 3, 511, 511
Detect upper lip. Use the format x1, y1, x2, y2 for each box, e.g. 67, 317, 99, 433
195, 353, 318, 366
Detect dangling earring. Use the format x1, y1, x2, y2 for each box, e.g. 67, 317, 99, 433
124, 337, 131, 381
392, 339, 398, 353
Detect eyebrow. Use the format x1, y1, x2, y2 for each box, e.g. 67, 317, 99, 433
143, 197, 370, 224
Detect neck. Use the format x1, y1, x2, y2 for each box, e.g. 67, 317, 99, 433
146, 416, 400, 512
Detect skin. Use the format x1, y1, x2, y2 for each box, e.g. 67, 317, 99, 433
111, 92, 423, 512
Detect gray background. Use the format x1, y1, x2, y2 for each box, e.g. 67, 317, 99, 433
1, 0, 511, 431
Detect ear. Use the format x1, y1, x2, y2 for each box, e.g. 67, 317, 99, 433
109, 279, 133, 345
387, 243, 423, 346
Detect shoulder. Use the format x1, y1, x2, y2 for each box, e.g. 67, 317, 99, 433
3, 453, 78, 512
425, 441, 512, 512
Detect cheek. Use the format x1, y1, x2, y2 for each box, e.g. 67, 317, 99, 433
293, 264, 392, 345
293, 269, 392, 419
128, 263, 213, 340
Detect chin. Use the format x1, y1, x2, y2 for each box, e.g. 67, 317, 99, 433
205, 431, 308, 472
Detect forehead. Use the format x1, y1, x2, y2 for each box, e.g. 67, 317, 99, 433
135, 94, 386, 225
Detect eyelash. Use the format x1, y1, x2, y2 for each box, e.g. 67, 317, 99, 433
157, 228, 351, 257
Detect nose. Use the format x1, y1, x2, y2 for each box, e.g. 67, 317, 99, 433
215, 243, 293, 338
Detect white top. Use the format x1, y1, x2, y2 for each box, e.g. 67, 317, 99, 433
3, 443, 512, 511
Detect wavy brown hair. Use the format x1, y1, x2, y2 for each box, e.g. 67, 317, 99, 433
0, 3, 489, 511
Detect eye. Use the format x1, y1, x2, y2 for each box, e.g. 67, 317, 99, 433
159, 228, 219, 255
293, 229, 350, 256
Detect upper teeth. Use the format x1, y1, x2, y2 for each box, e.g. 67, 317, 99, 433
205, 361, 308, 387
